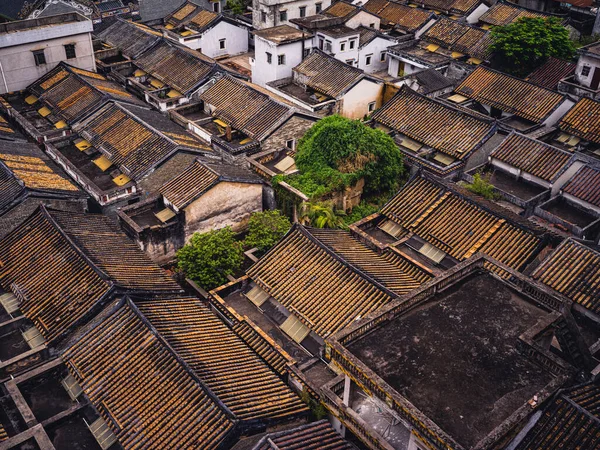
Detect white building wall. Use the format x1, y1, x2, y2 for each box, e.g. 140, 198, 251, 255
466, 4, 489, 24
253, 0, 332, 29
543, 98, 575, 127
345, 11, 380, 29
316, 32, 359, 65
340, 78, 382, 119
357, 36, 394, 73
252, 36, 311, 86
0, 27, 94, 93
175, 21, 249, 58
574, 54, 600, 88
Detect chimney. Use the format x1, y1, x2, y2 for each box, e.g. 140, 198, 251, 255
225, 125, 232, 142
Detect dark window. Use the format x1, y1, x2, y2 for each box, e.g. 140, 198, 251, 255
582, 65, 591, 77
299, 6, 306, 17
303, 48, 310, 57
266, 52, 272, 64
319, 38, 324, 50
368, 101, 376, 112
279, 10, 287, 21
64, 44, 76, 59
212, 1, 220, 12
261, 11, 267, 22
278, 54, 286, 65
340, 41, 346, 51
349, 39, 356, 49
286, 139, 295, 149
219, 39, 226, 49
33, 49, 46, 66
365, 54, 372, 65
380, 51, 386, 62
316, 2, 322, 12
369, 23, 375, 27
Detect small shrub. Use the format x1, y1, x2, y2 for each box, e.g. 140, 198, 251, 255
465, 173, 500, 201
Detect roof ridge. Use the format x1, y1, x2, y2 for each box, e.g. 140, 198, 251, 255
125, 297, 240, 424
299, 225, 401, 299
38, 205, 114, 286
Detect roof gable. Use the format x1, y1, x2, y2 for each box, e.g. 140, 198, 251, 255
533, 239, 600, 313
490, 133, 572, 182
562, 165, 600, 208
559, 97, 600, 145
136, 297, 308, 421
293, 50, 367, 98
96, 19, 161, 59
62, 299, 236, 450
0, 207, 111, 342
200, 76, 295, 140
372, 87, 495, 158
27, 62, 141, 124
455, 66, 565, 123
247, 225, 431, 336
381, 175, 542, 274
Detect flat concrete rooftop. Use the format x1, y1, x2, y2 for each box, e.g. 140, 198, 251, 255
347, 272, 556, 448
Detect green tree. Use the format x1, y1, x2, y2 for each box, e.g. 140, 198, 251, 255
226, 0, 245, 15
300, 202, 346, 229
465, 173, 499, 201
176, 227, 243, 290
490, 17, 576, 77
245, 210, 291, 251
289, 115, 404, 197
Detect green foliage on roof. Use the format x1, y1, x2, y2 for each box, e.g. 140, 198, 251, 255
274, 115, 404, 199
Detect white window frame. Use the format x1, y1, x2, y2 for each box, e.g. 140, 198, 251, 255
278, 54, 286, 65
368, 101, 376, 112
365, 54, 372, 66
219, 38, 226, 50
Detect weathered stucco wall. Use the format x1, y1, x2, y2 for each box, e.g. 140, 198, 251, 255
183, 181, 263, 241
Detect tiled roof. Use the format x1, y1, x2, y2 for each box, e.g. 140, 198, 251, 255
413, 0, 481, 14
533, 239, 600, 313
166, 2, 219, 31
78, 102, 209, 180
161, 160, 260, 210
514, 382, 600, 449
479, 1, 552, 26
455, 66, 565, 123
248, 225, 430, 336
490, 133, 572, 182
368, 1, 433, 33
0, 114, 23, 141
423, 18, 491, 60
562, 166, 600, 207
0, 140, 78, 205
136, 297, 308, 421
134, 39, 216, 94
293, 51, 366, 98
0, 207, 111, 342
161, 160, 218, 209
27, 62, 140, 124
200, 76, 295, 141
323, 1, 357, 18
253, 25, 312, 44
253, 420, 354, 450
49, 208, 181, 292
558, 97, 600, 144
525, 57, 576, 91
96, 18, 160, 59
372, 87, 495, 159
381, 175, 542, 274
308, 228, 432, 293
411, 68, 454, 94
62, 300, 235, 450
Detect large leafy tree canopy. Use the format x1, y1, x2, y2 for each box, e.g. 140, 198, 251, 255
278, 115, 404, 198
490, 17, 575, 77
176, 227, 243, 290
